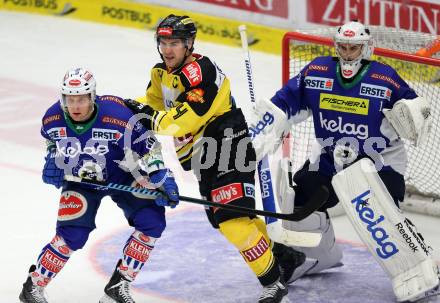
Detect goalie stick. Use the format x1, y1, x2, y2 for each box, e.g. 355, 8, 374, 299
65, 175, 328, 222
239, 25, 324, 246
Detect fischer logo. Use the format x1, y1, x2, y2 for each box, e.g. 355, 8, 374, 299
352, 190, 399, 259
56, 140, 109, 158
360, 83, 391, 100
47, 127, 67, 139
320, 93, 369, 115
249, 112, 274, 139
211, 183, 244, 204
183, 62, 202, 86
304, 76, 334, 91
241, 236, 270, 262
92, 128, 122, 141
319, 112, 368, 139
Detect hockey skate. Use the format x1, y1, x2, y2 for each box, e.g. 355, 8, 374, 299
273, 242, 306, 283
99, 260, 135, 303
19, 265, 48, 303
258, 279, 288, 303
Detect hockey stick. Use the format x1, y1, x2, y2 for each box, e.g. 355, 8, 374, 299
65, 175, 328, 222
238, 24, 278, 224
239, 25, 325, 246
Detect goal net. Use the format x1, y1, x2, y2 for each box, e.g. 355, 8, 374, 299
282, 26, 440, 217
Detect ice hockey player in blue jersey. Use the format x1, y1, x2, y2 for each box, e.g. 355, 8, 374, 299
249, 21, 439, 302
19, 67, 179, 303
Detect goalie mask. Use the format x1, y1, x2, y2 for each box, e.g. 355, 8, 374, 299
60, 67, 96, 112
334, 21, 374, 79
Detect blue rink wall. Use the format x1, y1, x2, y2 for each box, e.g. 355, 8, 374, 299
91, 208, 401, 303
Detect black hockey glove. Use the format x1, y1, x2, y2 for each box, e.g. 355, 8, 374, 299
124, 99, 155, 116
124, 99, 156, 130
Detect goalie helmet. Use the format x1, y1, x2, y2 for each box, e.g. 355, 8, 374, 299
334, 21, 374, 78
60, 67, 96, 111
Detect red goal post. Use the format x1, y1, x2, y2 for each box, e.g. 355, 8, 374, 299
281, 28, 440, 217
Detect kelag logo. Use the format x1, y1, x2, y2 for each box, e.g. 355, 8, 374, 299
351, 190, 399, 259
249, 112, 274, 139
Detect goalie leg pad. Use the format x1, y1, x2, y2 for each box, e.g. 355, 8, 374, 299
332, 158, 439, 302
286, 212, 343, 283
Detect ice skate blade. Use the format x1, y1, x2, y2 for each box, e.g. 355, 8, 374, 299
99, 294, 118, 303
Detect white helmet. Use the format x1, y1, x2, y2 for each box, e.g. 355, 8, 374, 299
334, 21, 374, 78
60, 67, 96, 111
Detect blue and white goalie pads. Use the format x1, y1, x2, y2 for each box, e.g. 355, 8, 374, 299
332, 158, 439, 302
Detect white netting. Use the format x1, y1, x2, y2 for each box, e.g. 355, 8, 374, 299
283, 26, 440, 204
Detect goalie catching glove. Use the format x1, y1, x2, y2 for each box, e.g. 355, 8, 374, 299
383, 96, 431, 146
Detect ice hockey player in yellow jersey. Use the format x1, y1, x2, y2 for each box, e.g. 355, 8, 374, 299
125, 14, 306, 303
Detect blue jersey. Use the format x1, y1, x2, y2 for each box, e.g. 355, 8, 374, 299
41, 95, 155, 185
272, 56, 418, 176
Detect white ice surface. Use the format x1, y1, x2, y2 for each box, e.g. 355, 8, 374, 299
1, 11, 439, 303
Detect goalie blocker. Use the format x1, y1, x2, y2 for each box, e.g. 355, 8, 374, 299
332, 158, 439, 302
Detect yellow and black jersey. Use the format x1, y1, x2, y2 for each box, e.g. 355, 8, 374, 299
138, 54, 235, 168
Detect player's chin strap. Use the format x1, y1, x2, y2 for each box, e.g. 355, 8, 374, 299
239, 25, 322, 247
64, 175, 328, 222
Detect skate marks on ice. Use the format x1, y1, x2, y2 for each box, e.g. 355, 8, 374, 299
90, 208, 438, 303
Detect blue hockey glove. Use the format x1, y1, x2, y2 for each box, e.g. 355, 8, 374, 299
42, 149, 65, 189
149, 169, 179, 208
